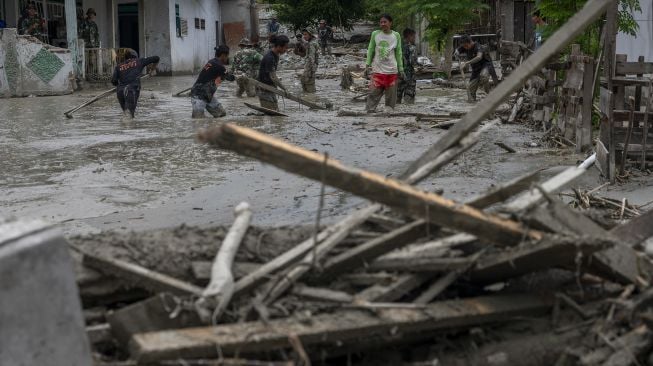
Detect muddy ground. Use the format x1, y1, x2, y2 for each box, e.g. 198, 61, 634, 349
1, 55, 652, 241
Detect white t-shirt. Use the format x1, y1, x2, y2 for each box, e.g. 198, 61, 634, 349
367, 30, 404, 75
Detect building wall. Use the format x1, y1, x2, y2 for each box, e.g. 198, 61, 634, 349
143, 0, 171, 73
168, 0, 219, 74
0, 28, 74, 97
616, 1, 653, 63
221, 0, 252, 43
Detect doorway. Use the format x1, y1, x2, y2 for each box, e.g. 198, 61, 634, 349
118, 3, 139, 53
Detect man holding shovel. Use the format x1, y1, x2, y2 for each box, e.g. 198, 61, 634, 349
111, 49, 159, 119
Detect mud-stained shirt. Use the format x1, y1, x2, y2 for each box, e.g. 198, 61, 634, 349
111, 56, 160, 88
366, 30, 404, 75
258, 51, 279, 86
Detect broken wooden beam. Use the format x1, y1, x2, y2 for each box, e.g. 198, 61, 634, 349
191, 261, 261, 282
356, 274, 432, 302
401, 0, 612, 180
291, 284, 353, 303
198, 123, 542, 246
502, 153, 596, 213
233, 204, 381, 297
317, 220, 429, 281
368, 255, 471, 273
129, 294, 552, 362
82, 252, 204, 297
469, 235, 613, 284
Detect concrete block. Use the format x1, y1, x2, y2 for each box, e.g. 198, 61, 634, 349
0, 218, 92, 366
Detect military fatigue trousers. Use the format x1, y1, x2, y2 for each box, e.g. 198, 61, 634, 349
236, 76, 256, 97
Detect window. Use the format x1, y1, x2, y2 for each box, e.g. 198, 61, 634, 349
175, 4, 181, 37
195, 18, 206, 30
180, 18, 188, 37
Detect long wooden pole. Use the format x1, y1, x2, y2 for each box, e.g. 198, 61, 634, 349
401, 0, 614, 180
247, 77, 330, 110
64, 74, 151, 118
198, 124, 542, 246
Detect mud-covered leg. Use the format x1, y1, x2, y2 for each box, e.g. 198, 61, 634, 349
397, 79, 406, 104
206, 95, 226, 118
191, 97, 207, 118
258, 90, 279, 111
468, 77, 480, 102
126, 88, 140, 118
366, 77, 385, 113
236, 77, 247, 97
245, 79, 257, 97
385, 82, 397, 109
404, 77, 416, 104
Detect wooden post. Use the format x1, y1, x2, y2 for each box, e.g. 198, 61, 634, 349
604, 1, 618, 182
198, 124, 543, 246
579, 54, 595, 152
642, 79, 652, 170
401, 0, 614, 180
620, 97, 636, 175
635, 56, 645, 108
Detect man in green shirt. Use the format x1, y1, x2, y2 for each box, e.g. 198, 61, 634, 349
365, 14, 404, 113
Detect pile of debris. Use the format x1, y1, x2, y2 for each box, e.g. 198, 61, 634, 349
58, 120, 652, 366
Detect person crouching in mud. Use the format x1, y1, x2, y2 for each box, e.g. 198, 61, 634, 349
257, 35, 290, 111
111, 49, 159, 119
190, 45, 236, 118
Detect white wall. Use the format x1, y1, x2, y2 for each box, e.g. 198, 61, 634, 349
616, 1, 653, 62
221, 0, 251, 40
143, 0, 172, 73
0, 28, 74, 97
169, 0, 219, 74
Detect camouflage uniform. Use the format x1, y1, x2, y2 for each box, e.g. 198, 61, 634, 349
397, 42, 417, 104
317, 25, 333, 56
79, 19, 100, 48
232, 46, 263, 97
301, 39, 319, 93
18, 16, 45, 41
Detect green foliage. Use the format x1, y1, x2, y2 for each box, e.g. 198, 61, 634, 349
264, 0, 367, 32
405, 0, 488, 45
538, 0, 641, 56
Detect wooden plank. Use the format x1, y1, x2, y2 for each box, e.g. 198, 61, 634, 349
291, 285, 353, 303
368, 256, 471, 273
244, 102, 288, 116
469, 235, 612, 284
610, 208, 653, 247
620, 97, 636, 175
130, 294, 553, 362
502, 154, 596, 213
600, 87, 612, 116
466, 169, 543, 208
634, 56, 645, 109
400, 0, 613, 180
616, 61, 653, 75
233, 204, 381, 297
614, 54, 627, 110
191, 261, 261, 282
605, 1, 618, 182
318, 169, 542, 282
642, 78, 652, 169
413, 250, 485, 304
198, 124, 542, 246
356, 274, 431, 302
82, 252, 204, 297
316, 220, 428, 282
609, 76, 652, 86
247, 77, 329, 110
579, 57, 594, 152
596, 140, 609, 175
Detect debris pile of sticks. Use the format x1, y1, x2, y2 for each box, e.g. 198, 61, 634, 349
75, 121, 653, 366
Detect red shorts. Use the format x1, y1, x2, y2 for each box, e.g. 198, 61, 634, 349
371, 73, 398, 89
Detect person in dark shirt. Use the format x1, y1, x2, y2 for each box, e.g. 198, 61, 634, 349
190, 45, 235, 118
455, 35, 499, 102
111, 49, 159, 119
257, 35, 289, 111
